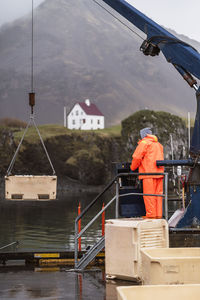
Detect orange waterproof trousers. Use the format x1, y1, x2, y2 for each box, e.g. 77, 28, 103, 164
142, 178, 163, 218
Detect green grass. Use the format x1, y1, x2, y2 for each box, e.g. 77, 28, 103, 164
101, 124, 121, 134
13, 123, 122, 142
14, 124, 71, 142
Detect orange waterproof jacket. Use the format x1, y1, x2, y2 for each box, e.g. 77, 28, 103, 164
130, 134, 164, 179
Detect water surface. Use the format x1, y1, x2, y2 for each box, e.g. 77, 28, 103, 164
0, 190, 114, 252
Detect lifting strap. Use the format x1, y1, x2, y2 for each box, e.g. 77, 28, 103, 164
6, 114, 56, 176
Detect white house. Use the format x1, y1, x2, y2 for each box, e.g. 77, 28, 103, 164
67, 99, 105, 130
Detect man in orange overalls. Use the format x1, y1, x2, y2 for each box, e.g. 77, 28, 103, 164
130, 128, 164, 218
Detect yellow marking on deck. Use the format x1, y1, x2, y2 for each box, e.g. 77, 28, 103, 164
96, 252, 105, 258
39, 259, 74, 266
34, 253, 60, 258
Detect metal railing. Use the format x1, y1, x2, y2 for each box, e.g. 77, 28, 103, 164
74, 172, 168, 270
0, 241, 19, 251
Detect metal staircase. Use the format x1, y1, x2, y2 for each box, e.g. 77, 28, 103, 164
75, 236, 105, 270
74, 172, 168, 271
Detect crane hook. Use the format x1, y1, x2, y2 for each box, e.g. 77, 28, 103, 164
29, 92, 35, 115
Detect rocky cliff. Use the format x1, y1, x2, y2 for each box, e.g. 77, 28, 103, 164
0, 110, 188, 187
122, 110, 188, 160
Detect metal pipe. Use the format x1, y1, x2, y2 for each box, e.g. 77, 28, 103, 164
102, 203, 105, 236
74, 221, 78, 268
193, 84, 199, 92
115, 179, 119, 218
0, 241, 19, 251
188, 111, 191, 156
78, 202, 81, 252
156, 159, 195, 166
119, 192, 165, 198
164, 173, 168, 220
75, 173, 168, 240
170, 134, 175, 186
76, 196, 116, 240
75, 172, 166, 222
74, 171, 168, 269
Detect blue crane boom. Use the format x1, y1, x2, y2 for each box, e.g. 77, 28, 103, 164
100, 0, 200, 155
99, 0, 200, 227
101, 0, 200, 83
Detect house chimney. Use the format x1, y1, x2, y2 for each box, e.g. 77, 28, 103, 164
85, 99, 90, 106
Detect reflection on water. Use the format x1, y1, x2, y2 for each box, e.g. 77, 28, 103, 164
1, 188, 200, 299
1, 188, 200, 251
0, 190, 114, 252
0, 266, 135, 300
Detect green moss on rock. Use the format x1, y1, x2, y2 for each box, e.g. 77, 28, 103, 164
121, 110, 187, 160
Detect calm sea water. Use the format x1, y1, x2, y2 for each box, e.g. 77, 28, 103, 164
1, 187, 200, 299
0, 189, 115, 252
1, 186, 200, 252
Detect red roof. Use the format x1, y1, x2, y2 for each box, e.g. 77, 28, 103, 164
78, 102, 104, 116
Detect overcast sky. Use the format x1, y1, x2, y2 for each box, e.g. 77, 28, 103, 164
0, 0, 200, 42
127, 0, 200, 42
0, 0, 44, 27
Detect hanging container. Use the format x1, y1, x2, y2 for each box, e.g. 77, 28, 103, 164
5, 175, 57, 200
5, 115, 57, 200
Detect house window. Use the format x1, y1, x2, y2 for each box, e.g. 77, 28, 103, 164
91, 119, 93, 124
97, 120, 100, 125
72, 120, 75, 125
81, 112, 83, 115
83, 119, 86, 124
76, 110, 79, 116
71, 112, 73, 116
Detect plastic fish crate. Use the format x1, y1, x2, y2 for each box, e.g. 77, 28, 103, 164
141, 247, 200, 285
105, 218, 169, 281
5, 175, 57, 200
117, 284, 200, 300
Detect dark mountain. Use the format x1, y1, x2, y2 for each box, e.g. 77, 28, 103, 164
0, 0, 199, 125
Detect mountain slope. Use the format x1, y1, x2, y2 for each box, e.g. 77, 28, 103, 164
0, 0, 199, 125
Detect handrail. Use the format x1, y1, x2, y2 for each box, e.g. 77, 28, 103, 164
75, 172, 166, 222
0, 241, 19, 251
77, 195, 116, 239
74, 171, 168, 269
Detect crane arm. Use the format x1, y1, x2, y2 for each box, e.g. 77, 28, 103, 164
100, 0, 200, 88
99, 0, 200, 154
97, 0, 200, 226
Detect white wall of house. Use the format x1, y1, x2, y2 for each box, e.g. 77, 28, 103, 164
67, 104, 105, 130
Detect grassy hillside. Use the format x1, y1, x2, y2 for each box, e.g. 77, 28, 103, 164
13, 123, 122, 143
